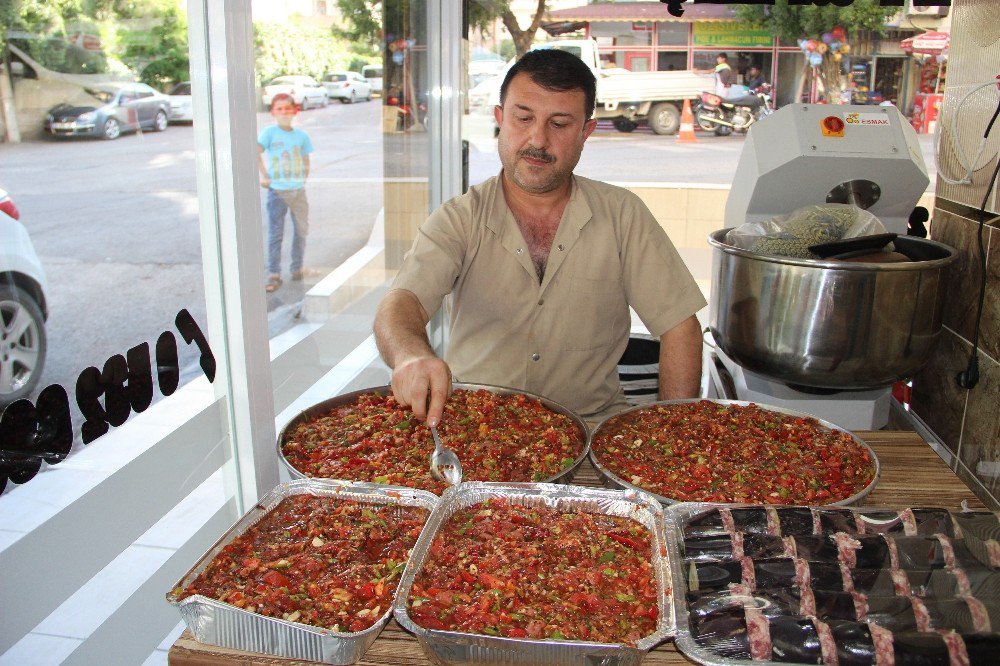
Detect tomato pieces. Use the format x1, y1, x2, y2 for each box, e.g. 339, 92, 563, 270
591, 401, 875, 505
180, 496, 429, 633
281, 389, 585, 494
409, 498, 659, 646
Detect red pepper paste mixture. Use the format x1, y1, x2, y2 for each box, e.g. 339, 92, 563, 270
591, 401, 876, 504
408, 497, 660, 646
282, 389, 584, 493
177, 495, 429, 632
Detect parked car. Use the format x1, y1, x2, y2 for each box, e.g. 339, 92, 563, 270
322, 72, 372, 103
44, 82, 170, 140
361, 64, 383, 96
167, 81, 193, 123
261, 75, 328, 109
0, 187, 48, 406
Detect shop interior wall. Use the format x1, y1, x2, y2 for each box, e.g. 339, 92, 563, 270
910, 0, 1000, 508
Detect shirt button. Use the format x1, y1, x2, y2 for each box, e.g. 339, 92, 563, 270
516, 248, 523, 254
531, 353, 540, 361
537, 299, 544, 306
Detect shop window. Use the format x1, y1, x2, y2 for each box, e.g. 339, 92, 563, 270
657, 51, 687, 71
590, 21, 653, 47
656, 22, 688, 46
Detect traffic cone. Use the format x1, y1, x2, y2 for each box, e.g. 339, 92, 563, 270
677, 98, 698, 143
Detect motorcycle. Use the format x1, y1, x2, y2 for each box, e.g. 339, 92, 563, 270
694, 83, 773, 136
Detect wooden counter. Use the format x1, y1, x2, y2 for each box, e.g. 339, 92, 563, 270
168, 430, 984, 666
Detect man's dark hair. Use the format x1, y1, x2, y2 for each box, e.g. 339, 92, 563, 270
499, 48, 597, 119
717, 52, 728, 61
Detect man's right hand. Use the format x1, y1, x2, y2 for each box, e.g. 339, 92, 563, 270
390, 355, 453, 427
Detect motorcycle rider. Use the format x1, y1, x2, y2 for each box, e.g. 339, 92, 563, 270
714, 53, 734, 98
745, 66, 766, 92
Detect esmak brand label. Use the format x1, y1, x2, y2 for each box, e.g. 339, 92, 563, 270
845, 112, 890, 127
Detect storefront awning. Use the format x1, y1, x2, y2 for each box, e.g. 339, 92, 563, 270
543, 1, 736, 25
900, 31, 950, 56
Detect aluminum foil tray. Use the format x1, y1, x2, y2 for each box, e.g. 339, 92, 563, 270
589, 399, 880, 507
278, 383, 590, 489
665, 502, 1000, 666
393, 482, 676, 665
167, 479, 438, 664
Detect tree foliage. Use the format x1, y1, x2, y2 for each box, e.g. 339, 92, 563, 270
736, 0, 899, 101
735, 0, 898, 45
334, 0, 549, 58
254, 22, 357, 85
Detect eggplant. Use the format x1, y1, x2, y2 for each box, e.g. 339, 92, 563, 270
815, 508, 860, 535
791, 534, 841, 563
775, 507, 816, 537
730, 507, 772, 534
864, 595, 919, 631
827, 619, 876, 666
683, 535, 734, 562
963, 633, 1000, 665
690, 560, 744, 591
742, 533, 789, 559
952, 511, 1000, 542
890, 630, 950, 665
690, 609, 751, 659
769, 615, 823, 664
684, 508, 727, 538
908, 508, 959, 537
813, 589, 862, 621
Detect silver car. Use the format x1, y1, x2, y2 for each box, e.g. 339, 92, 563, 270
0, 187, 48, 405
44, 82, 170, 140
167, 81, 193, 123
262, 75, 329, 109
322, 72, 372, 103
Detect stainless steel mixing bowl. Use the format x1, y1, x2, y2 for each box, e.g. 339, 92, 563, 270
708, 230, 958, 389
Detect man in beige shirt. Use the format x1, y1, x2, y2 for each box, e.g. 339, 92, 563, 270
374, 49, 705, 427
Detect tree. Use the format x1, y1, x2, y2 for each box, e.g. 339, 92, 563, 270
334, 1, 550, 58
736, 0, 899, 103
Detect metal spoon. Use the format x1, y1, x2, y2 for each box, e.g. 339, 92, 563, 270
429, 424, 463, 486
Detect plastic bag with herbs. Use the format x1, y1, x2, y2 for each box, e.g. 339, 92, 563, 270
725, 204, 888, 259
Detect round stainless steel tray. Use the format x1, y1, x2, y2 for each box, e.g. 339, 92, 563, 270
278, 383, 590, 488
589, 398, 880, 507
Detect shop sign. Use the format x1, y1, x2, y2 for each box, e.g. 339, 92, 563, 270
693, 23, 773, 48
845, 112, 891, 127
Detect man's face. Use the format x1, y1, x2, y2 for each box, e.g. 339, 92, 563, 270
493, 73, 596, 195
271, 99, 297, 128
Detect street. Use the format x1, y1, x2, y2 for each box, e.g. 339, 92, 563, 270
0, 98, 938, 446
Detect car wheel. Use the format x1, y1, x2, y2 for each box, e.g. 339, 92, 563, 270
0, 285, 47, 406
153, 110, 168, 132
648, 102, 681, 136
612, 119, 638, 133
102, 118, 121, 140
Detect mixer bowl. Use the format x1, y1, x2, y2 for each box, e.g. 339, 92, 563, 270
708, 230, 958, 390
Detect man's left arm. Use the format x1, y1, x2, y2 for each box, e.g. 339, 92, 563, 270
658, 315, 702, 399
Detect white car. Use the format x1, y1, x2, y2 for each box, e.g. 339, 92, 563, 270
167, 81, 193, 122
0, 188, 48, 405
322, 72, 372, 103
361, 64, 383, 97
262, 75, 328, 110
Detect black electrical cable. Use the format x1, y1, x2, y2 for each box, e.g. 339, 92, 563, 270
955, 96, 1000, 390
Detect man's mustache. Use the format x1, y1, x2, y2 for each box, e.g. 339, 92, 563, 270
518, 148, 554, 163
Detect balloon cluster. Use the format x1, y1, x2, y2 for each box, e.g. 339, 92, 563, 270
799, 26, 850, 67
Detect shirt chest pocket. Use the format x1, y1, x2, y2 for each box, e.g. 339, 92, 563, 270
552, 274, 625, 351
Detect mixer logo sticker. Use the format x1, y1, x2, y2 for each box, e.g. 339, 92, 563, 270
822, 115, 845, 137
845, 112, 890, 127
